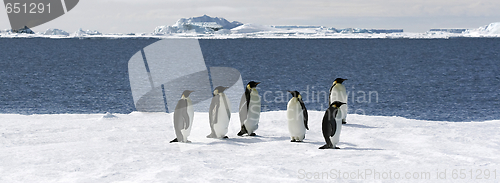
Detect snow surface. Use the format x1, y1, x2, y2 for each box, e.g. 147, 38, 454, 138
1, 111, 499, 182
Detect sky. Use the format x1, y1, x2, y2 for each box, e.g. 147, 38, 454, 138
1, 0, 500, 33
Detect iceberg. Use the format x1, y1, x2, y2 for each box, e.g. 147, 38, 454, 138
43, 29, 70, 36
230, 23, 280, 34
428, 29, 467, 33
73, 28, 102, 36
12, 26, 34, 34
472, 22, 500, 34
153, 15, 243, 35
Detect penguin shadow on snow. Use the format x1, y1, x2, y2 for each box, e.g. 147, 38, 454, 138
338, 142, 384, 151
342, 123, 378, 129
206, 135, 290, 146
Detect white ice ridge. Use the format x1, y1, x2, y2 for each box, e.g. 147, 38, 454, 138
1, 15, 499, 39
1, 111, 499, 182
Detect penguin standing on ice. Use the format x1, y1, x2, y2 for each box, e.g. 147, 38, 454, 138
238, 81, 261, 136
170, 90, 194, 143
207, 86, 231, 139
319, 101, 346, 149
287, 91, 309, 142
329, 78, 348, 124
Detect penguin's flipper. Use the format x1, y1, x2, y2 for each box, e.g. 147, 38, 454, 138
238, 94, 248, 126
328, 84, 336, 105
330, 109, 338, 137
173, 99, 187, 141
245, 89, 251, 112
221, 95, 231, 120
175, 99, 190, 130
299, 98, 309, 130
209, 95, 220, 125
330, 118, 337, 137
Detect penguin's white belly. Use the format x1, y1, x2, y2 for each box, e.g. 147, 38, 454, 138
244, 93, 260, 134
213, 95, 230, 137
330, 85, 348, 120
331, 110, 343, 146
287, 99, 306, 140
181, 100, 194, 142
330, 85, 347, 103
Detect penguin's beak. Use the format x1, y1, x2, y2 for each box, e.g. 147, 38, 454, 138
256, 82, 261, 85
287, 91, 292, 93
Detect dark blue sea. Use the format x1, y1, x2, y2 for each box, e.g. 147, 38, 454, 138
1, 38, 499, 122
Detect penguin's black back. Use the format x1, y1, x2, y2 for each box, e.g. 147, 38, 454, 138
322, 106, 338, 137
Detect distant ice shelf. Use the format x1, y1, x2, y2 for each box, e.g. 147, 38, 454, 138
1, 15, 499, 39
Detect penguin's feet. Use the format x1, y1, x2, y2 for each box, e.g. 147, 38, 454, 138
249, 133, 256, 136
185, 140, 192, 143
223, 136, 229, 139
342, 121, 347, 124
206, 134, 216, 138
319, 144, 334, 149
291, 139, 296, 142
238, 125, 248, 136
334, 146, 340, 149
169, 138, 178, 143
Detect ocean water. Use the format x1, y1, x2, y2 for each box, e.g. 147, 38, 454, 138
0, 38, 499, 122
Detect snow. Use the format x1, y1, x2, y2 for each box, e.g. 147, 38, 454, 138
1, 111, 499, 182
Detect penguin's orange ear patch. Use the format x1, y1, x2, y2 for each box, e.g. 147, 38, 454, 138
4, 0, 79, 31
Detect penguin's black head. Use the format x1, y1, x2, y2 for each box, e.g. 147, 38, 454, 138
213, 86, 229, 96
247, 81, 260, 89
330, 101, 346, 108
287, 91, 301, 98
182, 90, 194, 97
334, 78, 348, 84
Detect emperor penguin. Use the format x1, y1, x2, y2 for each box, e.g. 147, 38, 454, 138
207, 86, 231, 139
329, 78, 348, 124
319, 101, 346, 149
238, 81, 261, 136
170, 90, 194, 143
287, 91, 309, 142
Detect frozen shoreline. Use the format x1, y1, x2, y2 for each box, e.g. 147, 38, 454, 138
1, 111, 499, 182
1, 32, 500, 39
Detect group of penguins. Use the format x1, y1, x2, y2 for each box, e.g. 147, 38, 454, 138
169, 78, 348, 149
